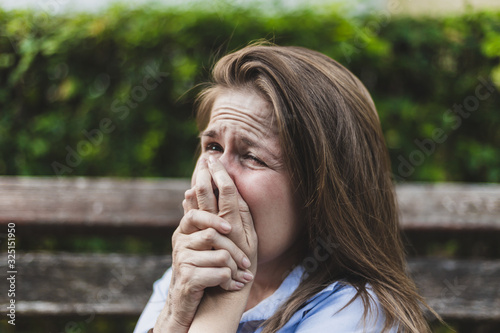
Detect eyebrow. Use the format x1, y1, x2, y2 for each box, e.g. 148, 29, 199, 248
199, 130, 217, 139
200, 130, 280, 160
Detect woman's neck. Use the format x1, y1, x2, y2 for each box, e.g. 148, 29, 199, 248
245, 244, 305, 311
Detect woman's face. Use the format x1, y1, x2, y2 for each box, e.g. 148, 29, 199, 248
193, 89, 303, 267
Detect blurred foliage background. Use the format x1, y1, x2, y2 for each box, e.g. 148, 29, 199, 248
1, 4, 500, 333
0, 6, 499, 182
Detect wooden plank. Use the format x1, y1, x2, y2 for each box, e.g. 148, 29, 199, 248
396, 183, 500, 231
0, 177, 499, 230
0, 252, 171, 316
409, 257, 500, 320
0, 177, 190, 228
0, 252, 499, 320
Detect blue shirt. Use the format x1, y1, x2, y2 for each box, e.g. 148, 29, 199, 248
134, 266, 397, 333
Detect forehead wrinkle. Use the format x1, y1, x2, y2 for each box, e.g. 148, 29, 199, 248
212, 116, 264, 138
211, 103, 272, 127
208, 106, 277, 138
213, 89, 269, 112
211, 90, 276, 130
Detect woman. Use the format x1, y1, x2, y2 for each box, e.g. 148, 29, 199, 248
134, 44, 436, 332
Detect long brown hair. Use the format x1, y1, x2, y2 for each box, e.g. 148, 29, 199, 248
195, 42, 437, 332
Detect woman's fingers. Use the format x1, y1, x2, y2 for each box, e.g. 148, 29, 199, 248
175, 266, 246, 292
207, 156, 240, 221
195, 158, 218, 214
206, 157, 258, 270
183, 188, 199, 214
236, 190, 257, 241
178, 227, 251, 269
178, 248, 237, 276
176, 249, 253, 284
177, 209, 232, 235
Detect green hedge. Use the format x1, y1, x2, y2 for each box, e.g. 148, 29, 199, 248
1, 7, 499, 181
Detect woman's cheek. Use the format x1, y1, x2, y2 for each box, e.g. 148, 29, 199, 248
233, 173, 276, 219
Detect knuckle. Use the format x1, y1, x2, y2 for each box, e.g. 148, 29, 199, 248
195, 184, 210, 197
201, 228, 217, 242
184, 209, 196, 221
172, 230, 179, 242
220, 183, 236, 196
184, 188, 192, 197
218, 250, 231, 265
185, 189, 196, 200
220, 267, 231, 281
176, 264, 191, 283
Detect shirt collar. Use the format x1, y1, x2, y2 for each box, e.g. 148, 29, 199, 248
240, 265, 305, 323
240, 264, 345, 324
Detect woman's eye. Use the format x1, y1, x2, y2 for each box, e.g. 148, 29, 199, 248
245, 154, 267, 167
205, 142, 223, 152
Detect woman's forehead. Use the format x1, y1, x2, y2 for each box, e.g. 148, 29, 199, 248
207, 89, 278, 137
211, 89, 272, 117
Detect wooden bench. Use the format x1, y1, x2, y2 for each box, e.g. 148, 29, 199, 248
0, 177, 499, 323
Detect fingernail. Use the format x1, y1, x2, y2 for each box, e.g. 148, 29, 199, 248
243, 272, 254, 282
220, 221, 231, 232
208, 156, 216, 165
242, 257, 251, 269
235, 281, 244, 289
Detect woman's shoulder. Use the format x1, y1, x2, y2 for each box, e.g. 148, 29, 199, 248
281, 277, 397, 332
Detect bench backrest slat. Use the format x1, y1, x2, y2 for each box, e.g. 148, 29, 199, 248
1, 177, 499, 231
0, 177, 190, 227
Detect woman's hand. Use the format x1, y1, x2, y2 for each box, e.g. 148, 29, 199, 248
153, 157, 256, 332
187, 157, 259, 332
206, 156, 258, 272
